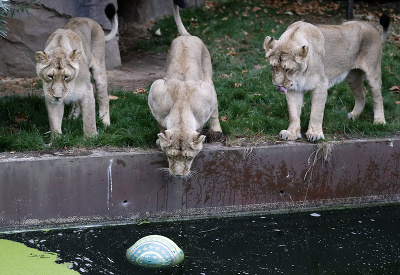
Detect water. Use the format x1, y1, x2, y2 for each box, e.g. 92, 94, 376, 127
1, 204, 400, 274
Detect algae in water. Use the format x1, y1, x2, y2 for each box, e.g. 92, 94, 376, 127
0, 239, 78, 274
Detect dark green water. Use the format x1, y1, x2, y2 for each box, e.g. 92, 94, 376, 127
1, 204, 400, 274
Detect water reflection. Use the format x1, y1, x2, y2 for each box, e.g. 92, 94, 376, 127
1, 204, 400, 274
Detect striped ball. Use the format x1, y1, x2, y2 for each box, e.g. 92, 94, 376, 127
126, 235, 184, 268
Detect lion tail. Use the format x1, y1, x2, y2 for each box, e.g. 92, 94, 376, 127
172, 0, 190, 36
379, 14, 390, 44
104, 3, 118, 42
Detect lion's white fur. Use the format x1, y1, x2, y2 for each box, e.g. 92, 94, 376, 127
148, 0, 222, 176
264, 19, 388, 142
36, 7, 118, 138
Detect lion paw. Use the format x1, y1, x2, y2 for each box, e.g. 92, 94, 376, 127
279, 130, 301, 141
305, 130, 325, 142
373, 117, 386, 125
347, 111, 359, 121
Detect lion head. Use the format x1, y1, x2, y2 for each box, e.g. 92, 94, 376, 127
35, 49, 81, 103
263, 36, 309, 93
157, 129, 205, 177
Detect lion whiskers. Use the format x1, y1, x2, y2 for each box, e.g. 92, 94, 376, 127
156, 167, 199, 181
157, 167, 171, 177
185, 170, 199, 181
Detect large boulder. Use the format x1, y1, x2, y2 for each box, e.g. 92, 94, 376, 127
0, 0, 120, 77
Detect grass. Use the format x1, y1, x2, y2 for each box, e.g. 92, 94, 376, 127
0, 0, 399, 152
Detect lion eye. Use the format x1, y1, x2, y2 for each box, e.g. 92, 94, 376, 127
64, 75, 70, 80
285, 68, 291, 72
186, 156, 193, 161
47, 74, 53, 79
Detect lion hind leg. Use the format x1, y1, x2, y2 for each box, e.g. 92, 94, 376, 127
346, 69, 367, 121
91, 61, 110, 126
80, 90, 97, 136
365, 72, 386, 124
200, 81, 222, 132
68, 102, 81, 119
209, 101, 222, 132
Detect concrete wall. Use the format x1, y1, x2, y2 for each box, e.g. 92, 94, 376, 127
0, 137, 399, 231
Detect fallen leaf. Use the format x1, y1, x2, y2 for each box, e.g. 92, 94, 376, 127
221, 17, 228, 21
220, 115, 227, 122
220, 73, 232, 78
252, 7, 261, 12
14, 112, 28, 124
235, 83, 242, 87
134, 88, 146, 94
253, 65, 266, 71
389, 85, 399, 91
385, 66, 394, 74
242, 70, 248, 74
396, 101, 400, 105
109, 95, 119, 100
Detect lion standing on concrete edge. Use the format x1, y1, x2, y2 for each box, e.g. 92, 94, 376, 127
264, 14, 390, 142
36, 4, 118, 138
148, 0, 222, 177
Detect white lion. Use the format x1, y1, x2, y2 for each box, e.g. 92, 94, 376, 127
264, 15, 390, 142
36, 4, 118, 138
148, 0, 222, 177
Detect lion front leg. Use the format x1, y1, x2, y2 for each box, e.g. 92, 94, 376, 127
280, 90, 303, 141
45, 99, 64, 138
306, 87, 328, 142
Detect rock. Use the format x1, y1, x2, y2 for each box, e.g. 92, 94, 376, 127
0, 0, 120, 77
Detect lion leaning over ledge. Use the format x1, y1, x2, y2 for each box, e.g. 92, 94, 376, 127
148, 0, 222, 177
35, 4, 118, 138
264, 14, 390, 142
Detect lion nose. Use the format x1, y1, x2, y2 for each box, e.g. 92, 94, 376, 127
53, 95, 62, 101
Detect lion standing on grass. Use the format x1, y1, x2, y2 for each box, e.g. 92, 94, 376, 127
35, 4, 118, 138
148, 0, 222, 177
264, 15, 390, 142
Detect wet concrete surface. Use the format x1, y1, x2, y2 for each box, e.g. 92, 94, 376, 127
0, 137, 399, 230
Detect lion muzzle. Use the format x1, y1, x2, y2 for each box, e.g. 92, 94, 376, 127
49, 81, 68, 102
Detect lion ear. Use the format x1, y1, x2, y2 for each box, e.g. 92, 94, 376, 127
296, 45, 309, 61
158, 130, 172, 146
35, 51, 49, 63
263, 36, 275, 57
69, 50, 81, 62
190, 134, 205, 150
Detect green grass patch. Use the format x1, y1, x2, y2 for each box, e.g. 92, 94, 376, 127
0, 0, 399, 152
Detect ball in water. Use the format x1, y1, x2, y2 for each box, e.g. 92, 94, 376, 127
126, 235, 184, 268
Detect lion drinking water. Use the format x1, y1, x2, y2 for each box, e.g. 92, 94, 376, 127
264, 15, 390, 142
148, 0, 222, 177
35, 4, 118, 138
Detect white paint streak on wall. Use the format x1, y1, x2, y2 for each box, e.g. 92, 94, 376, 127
107, 159, 114, 211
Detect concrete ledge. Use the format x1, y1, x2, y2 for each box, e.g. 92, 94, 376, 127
1, 137, 399, 231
